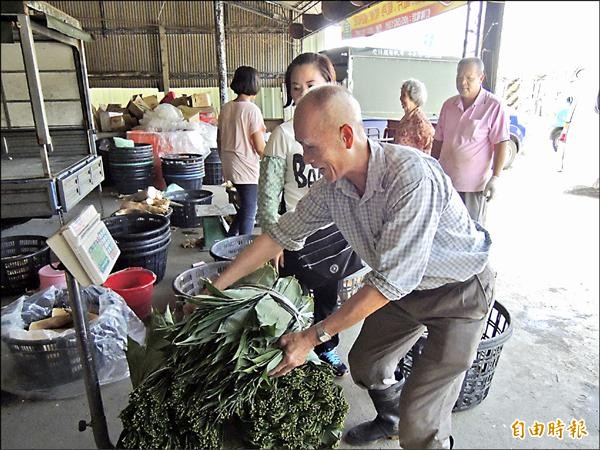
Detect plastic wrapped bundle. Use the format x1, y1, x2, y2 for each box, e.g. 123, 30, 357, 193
1, 285, 146, 399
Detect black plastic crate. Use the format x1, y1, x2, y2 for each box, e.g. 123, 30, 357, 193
1, 236, 51, 295
401, 300, 513, 412
113, 239, 170, 283
3, 330, 104, 388
103, 213, 170, 242
203, 161, 223, 185
165, 189, 214, 228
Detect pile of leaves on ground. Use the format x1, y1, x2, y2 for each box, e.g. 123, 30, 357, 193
117, 265, 348, 449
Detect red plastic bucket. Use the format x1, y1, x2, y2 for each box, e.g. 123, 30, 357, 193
103, 267, 156, 319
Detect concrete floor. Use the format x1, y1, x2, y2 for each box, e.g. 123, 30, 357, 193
1, 117, 599, 449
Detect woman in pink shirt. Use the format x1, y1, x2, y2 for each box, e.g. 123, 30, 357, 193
391, 79, 435, 154
218, 66, 266, 235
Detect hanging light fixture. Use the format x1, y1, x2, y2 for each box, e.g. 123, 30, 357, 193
303, 13, 329, 31
288, 22, 306, 39
321, 1, 361, 22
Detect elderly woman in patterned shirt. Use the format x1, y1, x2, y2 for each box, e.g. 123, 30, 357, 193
392, 78, 435, 154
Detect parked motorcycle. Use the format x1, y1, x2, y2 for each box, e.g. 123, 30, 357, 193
550, 96, 574, 152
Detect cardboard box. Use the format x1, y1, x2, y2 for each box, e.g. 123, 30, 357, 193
91, 105, 101, 131
126, 99, 144, 119
99, 110, 126, 132
170, 95, 190, 108
142, 95, 159, 110
191, 93, 212, 108
197, 106, 216, 125
110, 116, 126, 132
177, 105, 216, 124
122, 113, 138, 130
106, 104, 126, 113
127, 95, 154, 119
177, 105, 203, 121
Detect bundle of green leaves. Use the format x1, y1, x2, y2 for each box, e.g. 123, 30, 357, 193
117, 265, 348, 449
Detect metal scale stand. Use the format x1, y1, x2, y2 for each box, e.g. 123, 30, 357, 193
66, 271, 113, 449
55, 211, 114, 449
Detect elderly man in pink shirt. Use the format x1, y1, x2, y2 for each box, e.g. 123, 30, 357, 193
432, 57, 510, 224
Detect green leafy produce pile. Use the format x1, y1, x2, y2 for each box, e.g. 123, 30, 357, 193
117, 265, 348, 449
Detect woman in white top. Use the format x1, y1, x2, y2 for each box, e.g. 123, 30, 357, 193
218, 66, 266, 236
258, 53, 349, 376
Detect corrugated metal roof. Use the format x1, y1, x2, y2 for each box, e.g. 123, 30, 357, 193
50, 1, 294, 91
159, 2, 214, 28
92, 1, 164, 29
225, 33, 290, 79
226, 2, 283, 26
87, 34, 159, 73
167, 34, 216, 77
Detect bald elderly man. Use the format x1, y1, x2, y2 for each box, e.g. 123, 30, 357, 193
196, 85, 495, 449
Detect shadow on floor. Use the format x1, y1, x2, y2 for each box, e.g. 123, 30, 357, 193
564, 185, 600, 198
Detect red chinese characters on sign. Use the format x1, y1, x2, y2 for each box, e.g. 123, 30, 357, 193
343, 1, 467, 38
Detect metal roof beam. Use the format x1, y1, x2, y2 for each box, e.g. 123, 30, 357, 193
88, 71, 286, 80
264, 1, 303, 14
224, 1, 288, 25
83, 26, 287, 35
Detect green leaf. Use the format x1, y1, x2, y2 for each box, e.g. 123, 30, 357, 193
217, 305, 252, 335
234, 264, 277, 288
233, 330, 249, 366
124, 336, 147, 388
125, 336, 168, 388
260, 324, 278, 337
273, 277, 303, 309
320, 428, 342, 447
163, 304, 174, 325
265, 352, 283, 373
221, 288, 266, 300
249, 348, 281, 365
255, 297, 292, 337
119, 273, 348, 450
200, 278, 230, 298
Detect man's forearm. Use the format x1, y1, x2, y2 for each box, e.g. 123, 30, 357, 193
492, 141, 509, 176
213, 233, 283, 290
317, 285, 389, 341
431, 139, 443, 159
269, 284, 390, 377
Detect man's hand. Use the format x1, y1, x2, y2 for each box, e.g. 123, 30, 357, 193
268, 328, 317, 378
483, 175, 499, 201
183, 286, 209, 316
183, 302, 197, 316
270, 250, 285, 271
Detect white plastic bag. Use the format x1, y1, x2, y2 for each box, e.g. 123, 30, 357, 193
1, 286, 146, 399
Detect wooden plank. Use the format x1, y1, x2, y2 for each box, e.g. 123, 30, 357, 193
158, 24, 170, 93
